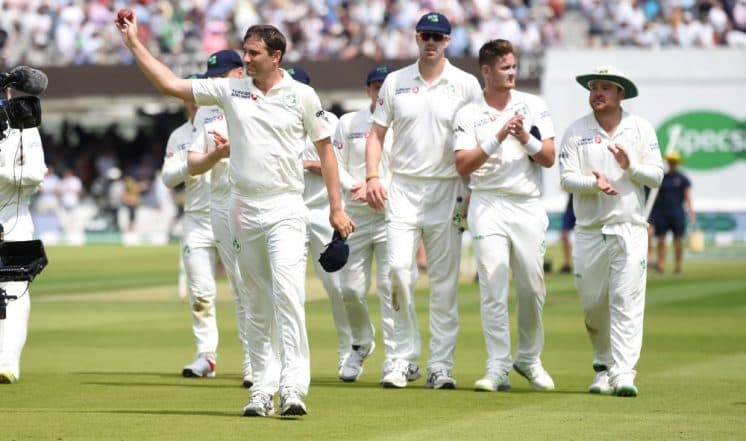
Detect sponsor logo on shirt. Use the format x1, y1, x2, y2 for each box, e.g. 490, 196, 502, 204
578, 137, 596, 146
454, 125, 466, 134
474, 117, 493, 128
315, 110, 329, 122
204, 114, 225, 124
395, 87, 415, 95
349, 132, 367, 140
231, 89, 254, 100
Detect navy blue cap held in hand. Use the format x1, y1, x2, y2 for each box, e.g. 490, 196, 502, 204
318, 230, 349, 273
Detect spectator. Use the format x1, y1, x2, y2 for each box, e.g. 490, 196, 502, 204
650, 150, 696, 275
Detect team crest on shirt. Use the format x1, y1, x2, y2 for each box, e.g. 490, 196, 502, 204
377, 97, 384, 105
283, 92, 299, 107
333, 139, 344, 150
594, 136, 602, 144
514, 103, 529, 117
446, 84, 458, 97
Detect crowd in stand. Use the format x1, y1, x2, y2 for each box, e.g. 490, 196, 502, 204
2, 0, 744, 70
3, 0, 745, 239
29, 116, 182, 240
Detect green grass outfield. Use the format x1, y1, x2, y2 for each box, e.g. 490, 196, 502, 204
3, 244, 745, 441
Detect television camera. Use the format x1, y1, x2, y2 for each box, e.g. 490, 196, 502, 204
0, 65, 47, 134
0, 66, 50, 319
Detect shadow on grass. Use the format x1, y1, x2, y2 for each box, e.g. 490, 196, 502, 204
311, 376, 590, 395
72, 371, 248, 389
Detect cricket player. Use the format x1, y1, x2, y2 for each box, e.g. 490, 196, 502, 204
0, 88, 47, 384
334, 65, 398, 382
186, 50, 254, 387
453, 39, 556, 393
365, 12, 482, 389
559, 66, 663, 397
116, 17, 354, 416
161, 76, 231, 381
287, 67, 352, 374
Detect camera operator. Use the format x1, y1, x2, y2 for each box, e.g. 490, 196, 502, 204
0, 86, 47, 384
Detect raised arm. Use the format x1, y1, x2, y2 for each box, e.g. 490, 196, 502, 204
115, 11, 193, 101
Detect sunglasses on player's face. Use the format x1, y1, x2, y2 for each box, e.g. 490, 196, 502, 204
418, 32, 446, 42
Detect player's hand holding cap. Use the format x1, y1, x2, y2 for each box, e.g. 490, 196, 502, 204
318, 231, 349, 273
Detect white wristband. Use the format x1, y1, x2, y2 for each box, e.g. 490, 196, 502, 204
480, 137, 501, 156
523, 136, 543, 156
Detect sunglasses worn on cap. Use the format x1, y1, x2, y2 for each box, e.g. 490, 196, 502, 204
419, 32, 446, 42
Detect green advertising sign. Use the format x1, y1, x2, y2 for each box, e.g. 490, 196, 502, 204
657, 111, 746, 170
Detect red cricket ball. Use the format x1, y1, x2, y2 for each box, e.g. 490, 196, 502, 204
116, 8, 134, 26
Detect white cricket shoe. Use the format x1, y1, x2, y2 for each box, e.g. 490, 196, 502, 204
474, 372, 511, 392
0, 372, 17, 384
589, 369, 613, 394
611, 373, 638, 397
406, 363, 422, 382
279, 387, 308, 416
424, 369, 456, 389
513, 362, 555, 391
381, 359, 409, 388
242, 392, 274, 417
339, 342, 375, 382
182, 354, 216, 378
614, 383, 639, 397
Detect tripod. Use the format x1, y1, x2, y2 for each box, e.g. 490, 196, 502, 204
0, 287, 17, 320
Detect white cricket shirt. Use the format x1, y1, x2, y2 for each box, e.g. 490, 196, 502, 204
192, 70, 333, 197
334, 107, 393, 212
189, 105, 231, 208
162, 120, 211, 214
302, 112, 339, 207
453, 90, 555, 197
373, 60, 482, 178
559, 111, 664, 229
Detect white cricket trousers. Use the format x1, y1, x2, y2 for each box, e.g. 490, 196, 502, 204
386, 175, 463, 371
230, 193, 310, 396
573, 223, 648, 382
338, 207, 395, 363
181, 212, 218, 356
0, 209, 34, 379
469, 192, 548, 375
306, 202, 352, 359
211, 205, 254, 376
